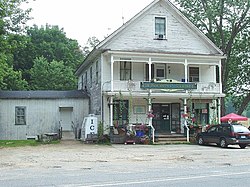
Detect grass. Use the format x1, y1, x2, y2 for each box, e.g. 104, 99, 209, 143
0, 140, 60, 148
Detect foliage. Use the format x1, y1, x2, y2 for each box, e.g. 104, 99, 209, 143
174, 0, 250, 115
30, 57, 77, 90
0, 0, 31, 90
13, 25, 84, 88
82, 36, 100, 58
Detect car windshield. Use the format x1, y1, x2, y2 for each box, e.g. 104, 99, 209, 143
232, 125, 250, 133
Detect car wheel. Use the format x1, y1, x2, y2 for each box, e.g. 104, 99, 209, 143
239, 144, 247, 149
220, 138, 228, 148
197, 136, 204, 145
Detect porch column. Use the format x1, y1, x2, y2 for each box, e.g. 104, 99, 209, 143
219, 60, 222, 93
110, 96, 114, 127
184, 98, 190, 142
110, 55, 114, 127
218, 98, 221, 123
148, 57, 152, 81
147, 90, 155, 143
111, 55, 114, 92
184, 59, 188, 83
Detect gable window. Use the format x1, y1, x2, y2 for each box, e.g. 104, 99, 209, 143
15, 106, 26, 125
189, 67, 199, 82
120, 60, 131, 80
155, 17, 166, 39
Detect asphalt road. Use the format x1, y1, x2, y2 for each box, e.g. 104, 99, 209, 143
1, 141, 250, 187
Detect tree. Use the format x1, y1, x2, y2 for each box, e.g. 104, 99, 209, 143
0, 0, 30, 90
174, 0, 250, 115
82, 36, 100, 58
13, 25, 84, 85
30, 57, 77, 90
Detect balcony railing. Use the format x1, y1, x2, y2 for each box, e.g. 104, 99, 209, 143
102, 80, 221, 94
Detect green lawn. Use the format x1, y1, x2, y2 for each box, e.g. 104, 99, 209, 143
0, 140, 60, 148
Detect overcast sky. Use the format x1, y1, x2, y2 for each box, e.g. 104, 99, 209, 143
23, 0, 154, 47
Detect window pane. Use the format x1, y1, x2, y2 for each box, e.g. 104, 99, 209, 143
120, 61, 131, 80
189, 67, 199, 82
155, 17, 166, 36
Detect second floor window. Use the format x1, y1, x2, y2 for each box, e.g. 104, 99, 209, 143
189, 67, 199, 82
96, 61, 99, 84
120, 60, 131, 80
155, 17, 166, 39
90, 67, 92, 87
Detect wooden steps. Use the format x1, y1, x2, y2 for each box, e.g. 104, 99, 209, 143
154, 133, 188, 144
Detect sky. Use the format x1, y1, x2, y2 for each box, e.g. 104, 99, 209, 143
22, 0, 154, 47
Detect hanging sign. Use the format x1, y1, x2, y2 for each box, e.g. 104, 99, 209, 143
140, 82, 197, 90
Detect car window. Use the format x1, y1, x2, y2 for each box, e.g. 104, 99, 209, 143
207, 126, 217, 133
219, 126, 231, 133
232, 125, 250, 133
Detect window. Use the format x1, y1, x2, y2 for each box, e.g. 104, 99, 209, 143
90, 66, 92, 87
155, 17, 166, 39
85, 71, 88, 86
81, 75, 84, 89
113, 100, 129, 121
15, 106, 26, 125
189, 67, 199, 82
155, 64, 166, 79
120, 60, 131, 80
96, 61, 99, 84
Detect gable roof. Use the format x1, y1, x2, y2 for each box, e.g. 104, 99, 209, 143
97, 0, 223, 54
0, 90, 89, 99
76, 0, 225, 75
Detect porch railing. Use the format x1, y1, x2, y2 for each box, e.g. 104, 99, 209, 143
103, 80, 221, 94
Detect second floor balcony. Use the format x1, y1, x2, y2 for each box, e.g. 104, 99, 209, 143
102, 80, 221, 94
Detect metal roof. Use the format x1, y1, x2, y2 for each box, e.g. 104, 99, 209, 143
0, 90, 89, 99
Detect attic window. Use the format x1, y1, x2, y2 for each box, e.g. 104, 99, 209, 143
155, 17, 166, 40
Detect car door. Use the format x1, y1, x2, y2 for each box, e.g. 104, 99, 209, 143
204, 126, 218, 143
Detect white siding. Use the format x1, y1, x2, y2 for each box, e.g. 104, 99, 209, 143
103, 3, 217, 55
0, 98, 89, 140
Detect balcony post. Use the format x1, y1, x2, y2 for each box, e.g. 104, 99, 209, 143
148, 57, 152, 81
219, 59, 222, 93
184, 59, 188, 82
111, 55, 114, 92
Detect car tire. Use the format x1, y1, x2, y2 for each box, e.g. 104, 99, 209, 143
197, 136, 204, 145
220, 138, 228, 148
239, 144, 247, 149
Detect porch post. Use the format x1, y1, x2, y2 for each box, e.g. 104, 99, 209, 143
148, 57, 152, 81
219, 60, 222, 93
184, 98, 190, 142
184, 59, 188, 82
110, 55, 114, 127
218, 98, 221, 123
110, 96, 113, 127
111, 55, 114, 92
148, 90, 155, 143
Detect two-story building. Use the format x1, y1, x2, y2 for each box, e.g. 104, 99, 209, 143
76, 0, 226, 139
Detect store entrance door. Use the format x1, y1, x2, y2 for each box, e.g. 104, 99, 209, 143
152, 104, 171, 133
